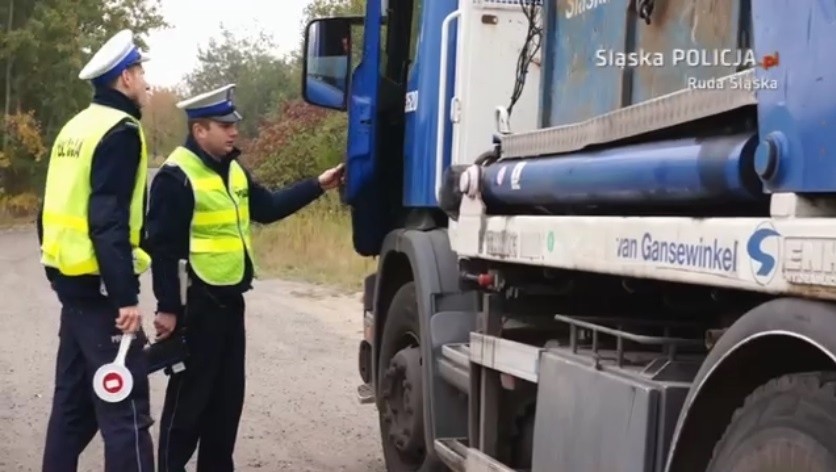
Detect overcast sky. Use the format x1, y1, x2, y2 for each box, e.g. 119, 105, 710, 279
143, 0, 310, 88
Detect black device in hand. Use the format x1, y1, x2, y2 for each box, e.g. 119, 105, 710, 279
144, 331, 189, 375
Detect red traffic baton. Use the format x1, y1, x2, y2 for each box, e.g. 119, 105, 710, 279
92, 332, 135, 403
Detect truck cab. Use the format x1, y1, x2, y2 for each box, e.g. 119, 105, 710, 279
301, 0, 540, 256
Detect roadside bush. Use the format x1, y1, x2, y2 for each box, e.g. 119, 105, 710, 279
243, 99, 346, 188
0, 111, 47, 223
245, 98, 374, 290
0, 111, 48, 197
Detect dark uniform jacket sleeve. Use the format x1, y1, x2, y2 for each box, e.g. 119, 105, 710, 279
246, 169, 324, 224
88, 119, 142, 308
35, 206, 52, 283
145, 168, 192, 317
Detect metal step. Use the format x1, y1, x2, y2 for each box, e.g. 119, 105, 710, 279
439, 343, 471, 393
435, 437, 468, 472
441, 335, 543, 387
356, 382, 375, 404
469, 333, 541, 383
434, 438, 522, 472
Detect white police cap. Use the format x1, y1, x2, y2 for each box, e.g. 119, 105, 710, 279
79, 29, 150, 85
176, 84, 243, 123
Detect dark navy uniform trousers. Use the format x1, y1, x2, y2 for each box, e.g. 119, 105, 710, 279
42, 297, 154, 471
157, 286, 246, 472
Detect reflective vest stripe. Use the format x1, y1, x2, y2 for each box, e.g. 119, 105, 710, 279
41, 212, 87, 231
190, 237, 245, 253
192, 207, 250, 226
42, 253, 99, 275
192, 177, 227, 191
40, 211, 143, 245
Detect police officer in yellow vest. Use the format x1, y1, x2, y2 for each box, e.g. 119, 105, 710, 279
36, 29, 155, 471
144, 83, 343, 471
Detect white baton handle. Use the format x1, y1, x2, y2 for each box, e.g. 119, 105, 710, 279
177, 259, 188, 306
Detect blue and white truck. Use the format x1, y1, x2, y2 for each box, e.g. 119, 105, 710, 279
300, 0, 836, 470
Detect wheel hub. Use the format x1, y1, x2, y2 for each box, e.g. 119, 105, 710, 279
380, 345, 424, 461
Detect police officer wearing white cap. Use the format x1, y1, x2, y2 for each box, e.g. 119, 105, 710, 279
144, 83, 343, 470
37, 29, 155, 471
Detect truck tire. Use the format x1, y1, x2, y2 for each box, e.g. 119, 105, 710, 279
706, 371, 836, 472
376, 282, 441, 472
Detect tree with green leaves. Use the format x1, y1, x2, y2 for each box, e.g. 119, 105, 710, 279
301, 0, 366, 24
142, 86, 187, 162
0, 0, 168, 201
184, 26, 299, 139
182, 0, 367, 203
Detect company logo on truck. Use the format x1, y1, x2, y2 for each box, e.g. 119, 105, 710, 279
616, 233, 738, 274
746, 222, 781, 285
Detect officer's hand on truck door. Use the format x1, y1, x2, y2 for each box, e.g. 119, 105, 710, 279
154, 312, 177, 341
115, 305, 141, 333
318, 163, 345, 191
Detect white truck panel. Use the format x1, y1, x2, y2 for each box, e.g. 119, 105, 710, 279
451, 195, 836, 300
449, 0, 542, 166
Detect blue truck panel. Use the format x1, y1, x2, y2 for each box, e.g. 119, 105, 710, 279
480, 133, 763, 208
345, 0, 385, 256
542, 0, 628, 128
752, 0, 836, 193
543, 0, 750, 127
402, 0, 458, 208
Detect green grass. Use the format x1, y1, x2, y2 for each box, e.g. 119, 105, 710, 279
0, 189, 372, 291
250, 193, 375, 292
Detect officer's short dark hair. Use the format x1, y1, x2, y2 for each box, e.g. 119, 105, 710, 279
106, 63, 143, 89
188, 118, 213, 135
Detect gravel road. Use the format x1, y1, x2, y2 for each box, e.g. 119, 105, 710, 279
0, 226, 385, 471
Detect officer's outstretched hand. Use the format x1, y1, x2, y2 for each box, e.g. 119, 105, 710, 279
116, 305, 141, 333
318, 163, 345, 190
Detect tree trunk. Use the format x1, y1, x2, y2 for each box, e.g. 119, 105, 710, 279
3, 0, 14, 152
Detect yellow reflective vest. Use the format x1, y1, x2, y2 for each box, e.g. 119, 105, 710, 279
162, 146, 255, 286
40, 103, 150, 276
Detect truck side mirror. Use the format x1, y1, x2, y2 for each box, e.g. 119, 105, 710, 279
302, 18, 353, 111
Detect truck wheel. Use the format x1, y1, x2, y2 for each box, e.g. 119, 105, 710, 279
706, 371, 836, 472
376, 281, 439, 472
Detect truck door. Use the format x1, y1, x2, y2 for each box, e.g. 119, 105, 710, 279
302, 1, 423, 257
344, 0, 386, 256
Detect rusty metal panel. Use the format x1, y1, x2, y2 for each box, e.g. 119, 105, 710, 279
543, 0, 750, 128
542, 0, 630, 128
630, 0, 749, 105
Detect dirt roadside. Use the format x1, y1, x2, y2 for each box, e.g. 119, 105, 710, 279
0, 227, 385, 471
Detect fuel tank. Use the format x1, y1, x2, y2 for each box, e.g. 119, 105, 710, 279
480, 133, 764, 211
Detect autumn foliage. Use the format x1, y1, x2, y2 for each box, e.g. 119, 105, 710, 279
0, 0, 166, 222
242, 100, 346, 188
142, 87, 187, 164
240, 98, 369, 287
0, 111, 48, 216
